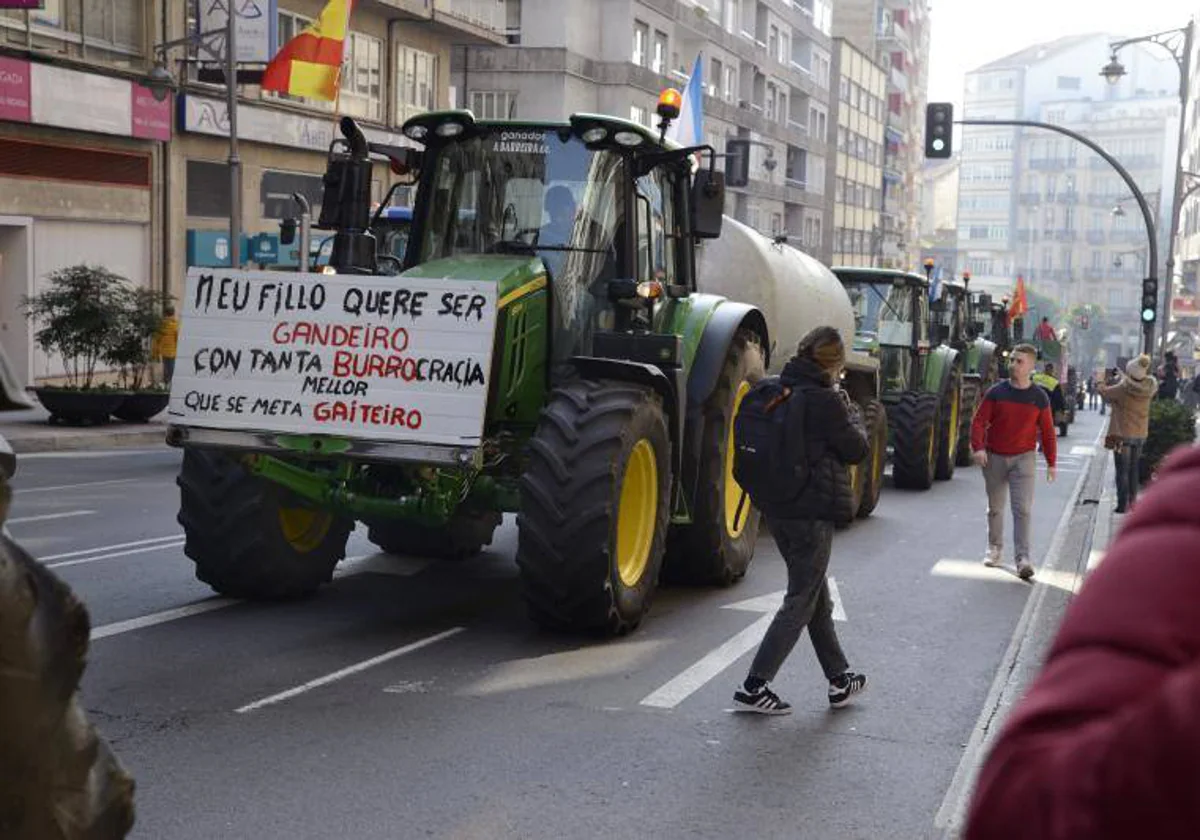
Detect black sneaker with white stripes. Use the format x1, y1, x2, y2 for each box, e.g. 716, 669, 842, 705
828, 671, 867, 708
733, 683, 792, 715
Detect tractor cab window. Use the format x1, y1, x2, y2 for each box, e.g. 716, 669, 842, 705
634, 167, 678, 288
416, 128, 627, 363
845, 280, 914, 347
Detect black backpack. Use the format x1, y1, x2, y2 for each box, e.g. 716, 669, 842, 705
732, 376, 807, 517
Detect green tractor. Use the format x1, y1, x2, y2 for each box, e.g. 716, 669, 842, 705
928, 272, 999, 467
168, 102, 773, 636
834, 267, 961, 489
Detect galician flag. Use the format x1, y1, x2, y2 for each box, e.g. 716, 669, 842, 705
261, 0, 352, 101
665, 52, 704, 147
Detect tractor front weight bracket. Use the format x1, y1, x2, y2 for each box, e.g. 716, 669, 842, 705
241, 453, 469, 526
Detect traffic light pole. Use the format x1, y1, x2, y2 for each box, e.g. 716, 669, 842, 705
957, 119, 1158, 355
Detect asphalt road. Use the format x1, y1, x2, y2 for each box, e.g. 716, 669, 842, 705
11, 408, 1106, 840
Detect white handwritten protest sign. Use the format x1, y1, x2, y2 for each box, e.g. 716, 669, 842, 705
168, 268, 498, 446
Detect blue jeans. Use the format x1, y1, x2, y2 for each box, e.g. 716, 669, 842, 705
1112, 437, 1145, 511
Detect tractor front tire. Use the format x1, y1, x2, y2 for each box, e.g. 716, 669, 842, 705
934, 374, 962, 481
177, 448, 353, 600
857, 399, 888, 518
890, 391, 939, 490
517, 380, 671, 636
664, 330, 766, 585
956, 378, 980, 467
0, 535, 135, 839
367, 511, 502, 561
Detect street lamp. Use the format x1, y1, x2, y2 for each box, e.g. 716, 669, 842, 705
1102, 21, 1195, 357
144, 15, 245, 269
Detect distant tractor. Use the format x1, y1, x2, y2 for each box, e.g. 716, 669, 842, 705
835, 267, 961, 490
927, 267, 998, 466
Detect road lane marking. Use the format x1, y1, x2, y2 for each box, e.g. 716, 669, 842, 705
640, 581, 847, 710
91, 598, 238, 640
85, 555, 421, 642
18, 449, 170, 461
640, 614, 774, 710
235, 627, 466, 713
16, 478, 141, 494
828, 577, 846, 621
8, 510, 96, 525
40, 534, 183, 562
45, 538, 185, 569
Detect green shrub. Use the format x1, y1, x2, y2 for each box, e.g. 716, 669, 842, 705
1139, 399, 1197, 482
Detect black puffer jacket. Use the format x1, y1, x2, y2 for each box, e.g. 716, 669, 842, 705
757, 357, 869, 524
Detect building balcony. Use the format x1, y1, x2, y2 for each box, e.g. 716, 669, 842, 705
1054, 230, 1077, 242
890, 66, 909, 93
878, 22, 911, 49
1018, 192, 1041, 205
430, 0, 508, 43
1055, 191, 1079, 205
1085, 267, 1107, 280
1028, 158, 1068, 171
1087, 231, 1107, 245
1086, 193, 1115, 207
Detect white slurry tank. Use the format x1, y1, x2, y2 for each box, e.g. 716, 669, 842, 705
695, 216, 858, 373
696, 215, 888, 522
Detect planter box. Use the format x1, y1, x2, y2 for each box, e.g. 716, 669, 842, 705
111, 391, 170, 423
35, 388, 126, 426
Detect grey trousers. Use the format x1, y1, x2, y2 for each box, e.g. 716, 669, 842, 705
748, 517, 849, 683
983, 451, 1037, 562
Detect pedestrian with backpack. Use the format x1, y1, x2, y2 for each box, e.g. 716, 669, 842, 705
731, 326, 870, 715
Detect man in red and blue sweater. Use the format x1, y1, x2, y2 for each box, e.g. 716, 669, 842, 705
970, 343, 1057, 580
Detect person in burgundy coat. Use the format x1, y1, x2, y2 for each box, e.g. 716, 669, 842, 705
965, 443, 1200, 839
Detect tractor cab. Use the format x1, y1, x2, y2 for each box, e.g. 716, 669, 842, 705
341, 105, 726, 371
836, 267, 932, 394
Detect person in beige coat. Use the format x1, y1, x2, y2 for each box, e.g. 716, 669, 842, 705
1100, 354, 1158, 513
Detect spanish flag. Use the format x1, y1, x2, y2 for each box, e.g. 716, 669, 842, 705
261, 0, 352, 101
1009, 275, 1029, 320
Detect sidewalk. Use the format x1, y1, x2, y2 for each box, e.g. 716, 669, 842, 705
938, 436, 1119, 838
0, 405, 168, 454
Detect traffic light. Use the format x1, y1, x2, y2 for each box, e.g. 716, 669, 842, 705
925, 102, 953, 158
1141, 278, 1158, 323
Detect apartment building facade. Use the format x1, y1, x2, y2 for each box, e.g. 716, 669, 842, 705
0, 0, 499, 386
832, 0, 930, 271
458, 0, 836, 260
1015, 95, 1177, 361
918, 156, 960, 276
825, 36, 885, 266
957, 33, 1178, 299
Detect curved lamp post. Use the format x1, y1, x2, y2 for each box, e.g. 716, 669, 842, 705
1101, 21, 1194, 357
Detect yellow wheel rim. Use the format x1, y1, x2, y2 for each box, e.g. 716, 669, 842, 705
723, 381, 753, 538
616, 439, 658, 587
927, 414, 936, 465
278, 506, 334, 554
872, 424, 885, 485
947, 387, 960, 461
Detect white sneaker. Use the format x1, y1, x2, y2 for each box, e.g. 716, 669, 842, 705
983, 546, 1002, 567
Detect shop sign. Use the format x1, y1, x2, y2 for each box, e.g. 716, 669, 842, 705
0, 55, 30, 123
197, 0, 277, 64
180, 94, 417, 155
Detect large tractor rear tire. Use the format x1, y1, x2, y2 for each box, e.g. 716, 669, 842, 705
516, 380, 670, 635
177, 448, 353, 599
367, 511, 502, 561
934, 373, 963, 481
955, 378, 980, 467
0, 535, 135, 839
890, 391, 939, 490
664, 330, 765, 584
857, 398, 888, 518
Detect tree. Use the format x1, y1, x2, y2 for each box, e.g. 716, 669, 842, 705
1067, 303, 1111, 373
